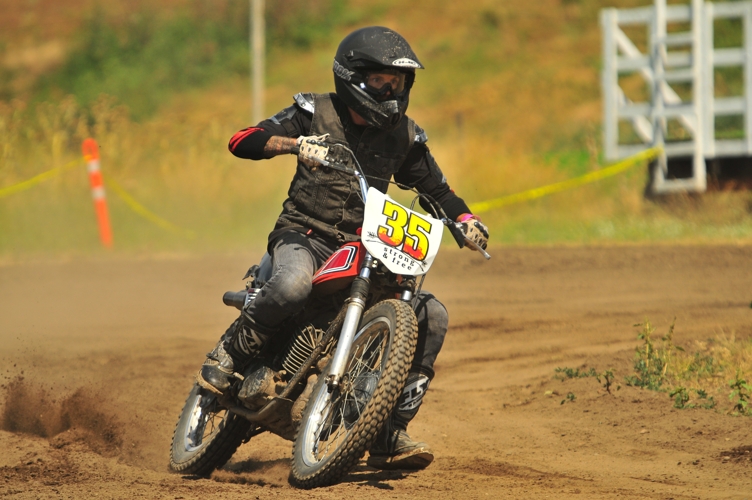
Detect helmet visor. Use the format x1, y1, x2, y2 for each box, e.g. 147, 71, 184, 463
361, 70, 409, 100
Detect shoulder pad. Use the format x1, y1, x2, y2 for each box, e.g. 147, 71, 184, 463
269, 105, 297, 125
414, 124, 428, 144
293, 92, 315, 114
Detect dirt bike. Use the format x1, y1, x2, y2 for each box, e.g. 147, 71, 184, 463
168, 143, 490, 488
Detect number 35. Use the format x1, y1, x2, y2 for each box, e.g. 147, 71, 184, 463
377, 200, 432, 261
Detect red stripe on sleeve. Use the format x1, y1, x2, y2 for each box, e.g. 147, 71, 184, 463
229, 127, 264, 151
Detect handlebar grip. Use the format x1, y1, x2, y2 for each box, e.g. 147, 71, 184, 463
223, 291, 246, 310
291, 145, 300, 155
447, 222, 466, 249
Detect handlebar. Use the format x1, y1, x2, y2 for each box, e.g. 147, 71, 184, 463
293, 142, 491, 260
292, 145, 356, 175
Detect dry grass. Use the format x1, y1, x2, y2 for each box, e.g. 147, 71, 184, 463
0, 89, 294, 254
672, 333, 752, 393
2, 0, 752, 255
3, 82, 752, 255
630, 320, 752, 415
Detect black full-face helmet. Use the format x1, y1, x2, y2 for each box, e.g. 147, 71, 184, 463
333, 26, 424, 129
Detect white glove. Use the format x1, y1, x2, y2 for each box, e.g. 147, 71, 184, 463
297, 134, 330, 169
460, 216, 489, 250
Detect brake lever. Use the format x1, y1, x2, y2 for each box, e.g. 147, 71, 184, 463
464, 235, 491, 260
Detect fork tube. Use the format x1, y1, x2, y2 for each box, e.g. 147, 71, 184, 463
354, 170, 370, 202
326, 254, 375, 389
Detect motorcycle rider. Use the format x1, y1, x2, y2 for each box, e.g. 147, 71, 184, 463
198, 26, 489, 471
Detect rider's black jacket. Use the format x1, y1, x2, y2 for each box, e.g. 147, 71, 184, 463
229, 92, 471, 246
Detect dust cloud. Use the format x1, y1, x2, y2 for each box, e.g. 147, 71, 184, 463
1, 377, 122, 456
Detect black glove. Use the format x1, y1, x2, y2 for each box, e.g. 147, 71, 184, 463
461, 217, 489, 250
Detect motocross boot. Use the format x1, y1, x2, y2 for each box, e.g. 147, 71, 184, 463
367, 370, 434, 470
197, 318, 270, 395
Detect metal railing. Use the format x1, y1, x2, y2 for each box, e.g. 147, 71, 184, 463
601, 0, 752, 193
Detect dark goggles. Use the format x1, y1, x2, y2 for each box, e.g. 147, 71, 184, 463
359, 70, 413, 99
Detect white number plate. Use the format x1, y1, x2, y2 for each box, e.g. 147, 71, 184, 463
361, 187, 444, 276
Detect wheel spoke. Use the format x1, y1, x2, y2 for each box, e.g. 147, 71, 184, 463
321, 331, 383, 457
184, 390, 230, 452
347, 329, 384, 379
314, 392, 343, 459
171, 383, 253, 475
298, 316, 396, 469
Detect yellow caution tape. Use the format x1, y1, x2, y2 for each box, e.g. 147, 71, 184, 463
0, 158, 84, 199
105, 177, 196, 238
3, 146, 662, 234
469, 147, 663, 214
1, 154, 195, 238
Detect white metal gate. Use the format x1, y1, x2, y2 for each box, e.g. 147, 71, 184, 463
601, 0, 752, 194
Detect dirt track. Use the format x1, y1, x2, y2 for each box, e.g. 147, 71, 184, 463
1, 245, 751, 499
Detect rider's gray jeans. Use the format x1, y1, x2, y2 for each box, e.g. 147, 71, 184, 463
244, 230, 448, 375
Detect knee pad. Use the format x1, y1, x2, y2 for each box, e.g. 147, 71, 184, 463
269, 265, 313, 307
412, 294, 448, 373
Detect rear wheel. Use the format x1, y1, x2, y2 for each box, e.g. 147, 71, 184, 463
289, 299, 418, 488
169, 383, 253, 476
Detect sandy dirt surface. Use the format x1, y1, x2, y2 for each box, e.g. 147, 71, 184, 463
1, 245, 751, 499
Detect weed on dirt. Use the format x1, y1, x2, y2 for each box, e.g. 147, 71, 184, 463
555, 320, 752, 416
627, 320, 752, 416
624, 319, 679, 391
554, 366, 620, 395
554, 367, 597, 380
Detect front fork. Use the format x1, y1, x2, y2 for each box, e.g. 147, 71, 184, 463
325, 252, 416, 391
324, 253, 377, 391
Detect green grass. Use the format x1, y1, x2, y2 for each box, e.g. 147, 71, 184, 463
3, 94, 752, 256
35, 7, 250, 120
0, 95, 291, 256
3, 1, 752, 256
29, 1, 382, 120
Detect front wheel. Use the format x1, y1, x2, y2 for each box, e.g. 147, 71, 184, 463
169, 383, 253, 476
289, 299, 418, 488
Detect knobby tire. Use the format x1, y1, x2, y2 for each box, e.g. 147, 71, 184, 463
289, 299, 418, 488
169, 383, 252, 476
